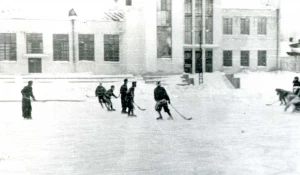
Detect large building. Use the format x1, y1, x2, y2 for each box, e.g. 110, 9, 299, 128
0, 0, 279, 75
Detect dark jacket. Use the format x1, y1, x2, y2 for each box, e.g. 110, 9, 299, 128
293, 80, 300, 87
120, 84, 128, 96
105, 89, 117, 99
127, 87, 135, 100
95, 86, 106, 96
21, 86, 35, 99
154, 86, 170, 102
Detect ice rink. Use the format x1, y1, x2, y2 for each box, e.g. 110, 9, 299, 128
1, 72, 300, 174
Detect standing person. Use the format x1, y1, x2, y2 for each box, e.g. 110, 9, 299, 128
95, 82, 107, 108
127, 81, 137, 117
154, 81, 173, 120
104, 85, 118, 111
293, 76, 300, 95
120, 79, 128, 113
21, 81, 36, 119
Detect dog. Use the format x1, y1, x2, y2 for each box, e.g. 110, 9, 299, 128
275, 88, 293, 105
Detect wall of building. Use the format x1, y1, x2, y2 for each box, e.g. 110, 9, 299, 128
219, 9, 278, 72
137, 0, 184, 75
0, 18, 126, 74
0, 2, 280, 75
121, 0, 146, 75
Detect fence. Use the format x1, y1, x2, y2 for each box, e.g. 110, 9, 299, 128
280, 56, 300, 72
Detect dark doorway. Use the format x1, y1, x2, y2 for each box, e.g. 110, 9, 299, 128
28, 58, 42, 73
195, 51, 202, 73
205, 50, 213, 72
184, 49, 192, 73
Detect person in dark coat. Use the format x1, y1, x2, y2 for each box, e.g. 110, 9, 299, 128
293, 76, 300, 95
104, 85, 118, 111
120, 79, 128, 113
21, 81, 36, 119
154, 81, 173, 120
95, 82, 107, 108
127, 81, 136, 117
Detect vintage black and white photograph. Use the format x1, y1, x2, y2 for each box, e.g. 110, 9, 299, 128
0, 0, 299, 174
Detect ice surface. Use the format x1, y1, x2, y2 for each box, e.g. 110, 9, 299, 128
1, 72, 300, 174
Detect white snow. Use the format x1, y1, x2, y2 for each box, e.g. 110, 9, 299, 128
1, 71, 300, 174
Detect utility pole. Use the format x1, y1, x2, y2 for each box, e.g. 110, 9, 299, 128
199, 0, 205, 84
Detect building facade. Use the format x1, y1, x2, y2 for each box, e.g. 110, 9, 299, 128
0, 0, 279, 75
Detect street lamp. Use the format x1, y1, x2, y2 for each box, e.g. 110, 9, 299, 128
69, 8, 77, 72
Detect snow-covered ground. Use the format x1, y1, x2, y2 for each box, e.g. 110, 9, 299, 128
1, 72, 300, 175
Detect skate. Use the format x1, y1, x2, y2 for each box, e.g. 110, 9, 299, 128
128, 114, 137, 117
111, 108, 116, 111
156, 116, 163, 120
167, 116, 174, 120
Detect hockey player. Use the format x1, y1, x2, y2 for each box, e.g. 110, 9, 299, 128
104, 85, 118, 111
21, 81, 36, 119
95, 82, 107, 108
154, 81, 173, 120
127, 81, 137, 117
120, 79, 128, 113
293, 76, 300, 95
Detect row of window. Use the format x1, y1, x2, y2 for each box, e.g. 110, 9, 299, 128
0, 33, 120, 62
184, 0, 214, 45
223, 50, 267, 67
223, 17, 267, 35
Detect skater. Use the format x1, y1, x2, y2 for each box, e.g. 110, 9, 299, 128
127, 81, 137, 117
21, 81, 36, 119
154, 81, 173, 120
120, 78, 128, 113
95, 82, 107, 108
293, 76, 300, 95
104, 85, 118, 111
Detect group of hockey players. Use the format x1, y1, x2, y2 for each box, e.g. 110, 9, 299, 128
95, 79, 137, 117
94, 78, 173, 120
20, 79, 174, 120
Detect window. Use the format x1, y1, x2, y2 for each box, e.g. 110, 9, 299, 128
185, 0, 192, 44
79, 34, 94, 61
240, 18, 250, 35
241, 51, 249, 67
258, 50, 267, 66
205, 0, 213, 44
0, 33, 16, 61
157, 0, 172, 58
258, 18, 267, 35
223, 51, 232, 67
53, 34, 69, 61
195, 0, 202, 44
27, 33, 43, 54
126, 0, 132, 6
223, 18, 232, 35
104, 35, 119, 62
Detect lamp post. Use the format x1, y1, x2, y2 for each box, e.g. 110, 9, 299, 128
69, 8, 77, 72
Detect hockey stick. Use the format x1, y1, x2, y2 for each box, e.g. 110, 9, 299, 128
266, 100, 279, 106
86, 95, 96, 98
170, 104, 192, 120
133, 102, 146, 111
